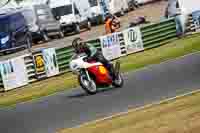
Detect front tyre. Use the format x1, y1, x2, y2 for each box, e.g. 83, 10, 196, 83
78, 75, 97, 95
59, 30, 64, 38
112, 73, 124, 88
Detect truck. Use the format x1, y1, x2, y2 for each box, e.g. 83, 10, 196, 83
48, 0, 92, 34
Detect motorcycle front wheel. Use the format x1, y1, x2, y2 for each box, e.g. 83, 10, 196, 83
78, 75, 97, 95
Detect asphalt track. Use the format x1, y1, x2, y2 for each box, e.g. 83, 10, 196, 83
1, 53, 200, 133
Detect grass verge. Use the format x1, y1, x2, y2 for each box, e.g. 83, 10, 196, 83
58, 90, 200, 133
1, 33, 200, 107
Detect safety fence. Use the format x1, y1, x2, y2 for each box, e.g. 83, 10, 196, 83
0, 18, 179, 92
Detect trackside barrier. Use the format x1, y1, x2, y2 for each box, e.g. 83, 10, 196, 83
55, 46, 74, 73
0, 18, 178, 92
141, 18, 177, 49
24, 54, 37, 83
0, 75, 3, 91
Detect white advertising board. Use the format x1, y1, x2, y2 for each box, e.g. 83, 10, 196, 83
0, 56, 28, 91
123, 27, 144, 54
42, 48, 59, 77
100, 32, 122, 60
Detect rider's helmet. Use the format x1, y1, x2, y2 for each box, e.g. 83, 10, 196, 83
72, 37, 81, 53
72, 37, 89, 54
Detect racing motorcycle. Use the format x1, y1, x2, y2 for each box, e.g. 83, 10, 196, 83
70, 53, 124, 94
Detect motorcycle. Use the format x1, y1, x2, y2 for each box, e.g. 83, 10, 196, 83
70, 53, 124, 94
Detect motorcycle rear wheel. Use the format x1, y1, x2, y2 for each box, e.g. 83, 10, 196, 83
78, 75, 97, 95
112, 73, 124, 88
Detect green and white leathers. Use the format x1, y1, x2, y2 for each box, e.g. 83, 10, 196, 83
85, 43, 97, 57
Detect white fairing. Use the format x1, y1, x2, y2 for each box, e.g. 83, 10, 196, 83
70, 55, 102, 73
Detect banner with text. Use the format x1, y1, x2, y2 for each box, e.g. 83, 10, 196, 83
100, 32, 122, 60
42, 48, 59, 77
33, 52, 46, 79
192, 10, 200, 32
0, 56, 28, 91
123, 27, 144, 54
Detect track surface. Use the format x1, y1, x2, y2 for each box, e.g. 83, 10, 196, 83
1, 53, 200, 133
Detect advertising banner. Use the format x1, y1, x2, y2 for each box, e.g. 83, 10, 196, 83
33, 52, 46, 79
192, 10, 200, 32
123, 27, 144, 54
42, 48, 59, 77
0, 56, 28, 91
100, 32, 122, 60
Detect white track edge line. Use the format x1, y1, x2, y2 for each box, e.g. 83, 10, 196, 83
69, 89, 200, 130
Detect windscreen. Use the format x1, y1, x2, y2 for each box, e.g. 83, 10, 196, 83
52, 5, 73, 17
21, 9, 35, 26
36, 8, 54, 21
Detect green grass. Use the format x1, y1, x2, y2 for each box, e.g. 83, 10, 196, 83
1, 33, 200, 108
120, 34, 200, 72
59, 90, 200, 133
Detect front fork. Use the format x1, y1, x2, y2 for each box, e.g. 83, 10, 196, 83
80, 69, 91, 81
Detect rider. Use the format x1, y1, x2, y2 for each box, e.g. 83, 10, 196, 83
104, 13, 120, 34
72, 37, 116, 80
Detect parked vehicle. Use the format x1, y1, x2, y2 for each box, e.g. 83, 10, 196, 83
127, 0, 139, 11
70, 53, 124, 94
88, 0, 104, 24
0, 11, 32, 53
19, 4, 64, 44
49, 0, 92, 34
109, 0, 129, 16
135, 0, 153, 5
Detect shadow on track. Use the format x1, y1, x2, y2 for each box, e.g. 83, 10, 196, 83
68, 87, 117, 99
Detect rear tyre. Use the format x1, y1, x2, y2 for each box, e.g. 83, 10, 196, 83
25, 35, 32, 50
43, 32, 50, 42
78, 75, 97, 95
59, 30, 64, 38
120, 8, 125, 16
112, 73, 124, 88
75, 24, 80, 34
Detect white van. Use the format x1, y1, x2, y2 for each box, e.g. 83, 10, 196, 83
88, 0, 103, 24
109, 0, 129, 16
49, 0, 92, 34
88, 0, 111, 24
